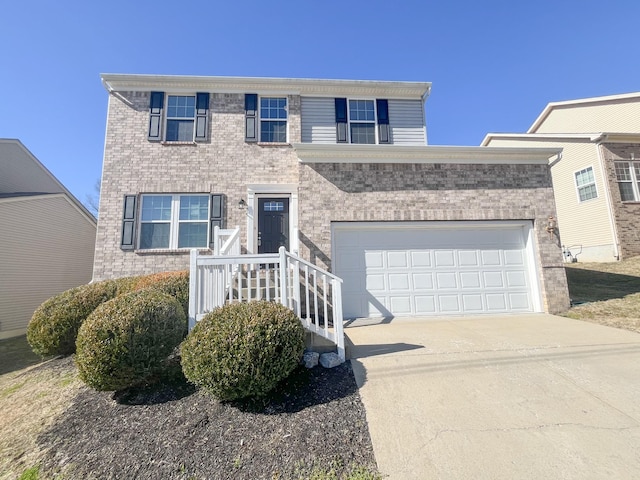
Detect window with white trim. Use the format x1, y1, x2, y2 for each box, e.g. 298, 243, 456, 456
574, 166, 598, 202
260, 97, 287, 143
165, 95, 196, 141
139, 194, 210, 249
615, 161, 640, 201
349, 99, 376, 144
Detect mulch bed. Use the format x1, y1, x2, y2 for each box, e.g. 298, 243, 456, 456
37, 357, 377, 479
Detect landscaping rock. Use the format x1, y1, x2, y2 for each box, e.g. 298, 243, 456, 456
302, 351, 319, 369
319, 352, 342, 368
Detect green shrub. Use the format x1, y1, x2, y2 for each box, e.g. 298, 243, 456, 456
133, 271, 189, 317
27, 279, 125, 356
75, 289, 187, 391
181, 300, 305, 401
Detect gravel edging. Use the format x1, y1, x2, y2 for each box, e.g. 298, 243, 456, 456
38, 358, 377, 479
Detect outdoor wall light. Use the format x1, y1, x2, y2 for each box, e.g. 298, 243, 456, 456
238, 198, 247, 209
546, 215, 557, 238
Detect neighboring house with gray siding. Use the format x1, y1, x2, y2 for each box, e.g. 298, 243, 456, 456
483, 92, 640, 262
0, 139, 97, 338
94, 74, 569, 319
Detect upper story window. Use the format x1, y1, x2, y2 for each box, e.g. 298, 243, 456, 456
148, 92, 209, 143
260, 97, 287, 143
574, 166, 598, 202
615, 161, 640, 201
245, 94, 288, 143
335, 98, 390, 144
139, 194, 210, 249
349, 100, 376, 144
166, 96, 196, 141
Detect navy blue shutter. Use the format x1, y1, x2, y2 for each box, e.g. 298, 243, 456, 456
195, 92, 209, 142
335, 98, 348, 143
148, 92, 164, 141
245, 94, 258, 142
209, 194, 224, 249
376, 99, 390, 144
120, 195, 137, 250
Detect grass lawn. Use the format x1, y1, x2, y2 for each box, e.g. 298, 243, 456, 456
563, 255, 640, 333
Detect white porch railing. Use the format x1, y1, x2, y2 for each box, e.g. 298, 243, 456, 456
213, 225, 241, 256
188, 246, 345, 361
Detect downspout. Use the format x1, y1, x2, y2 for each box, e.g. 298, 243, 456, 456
594, 134, 621, 260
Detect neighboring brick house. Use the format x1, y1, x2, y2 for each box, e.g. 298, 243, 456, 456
483, 92, 640, 262
94, 74, 569, 318
0, 139, 96, 338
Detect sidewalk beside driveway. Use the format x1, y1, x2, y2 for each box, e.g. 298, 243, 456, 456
346, 314, 640, 479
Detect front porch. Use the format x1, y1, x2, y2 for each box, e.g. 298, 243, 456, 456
188, 227, 345, 361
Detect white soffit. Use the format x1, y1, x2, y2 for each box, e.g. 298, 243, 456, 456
101, 74, 432, 101
293, 144, 560, 165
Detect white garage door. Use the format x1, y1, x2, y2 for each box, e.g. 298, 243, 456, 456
332, 221, 540, 319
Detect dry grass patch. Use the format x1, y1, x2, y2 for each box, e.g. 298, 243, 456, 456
564, 256, 640, 333
0, 354, 81, 480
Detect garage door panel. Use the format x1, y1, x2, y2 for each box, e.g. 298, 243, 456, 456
333, 223, 535, 318
364, 251, 384, 268
436, 272, 457, 289
439, 295, 461, 312
462, 294, 484, 311
435, 250, 456, 267
506, 271, 527, 287
481, 250, 502, 266
460, 272, 481, 288
486, 294, 508, 311
411, 251, 432, 267
413, 273, 433, 290
483, 271, 504, 288
366, 274, 385, 291
388, 273, 410, 290
458, 250, 479, 266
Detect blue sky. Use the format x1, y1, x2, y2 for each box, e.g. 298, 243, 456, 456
2, 0, 639, 208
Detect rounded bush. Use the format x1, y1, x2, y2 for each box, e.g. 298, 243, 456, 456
75, 289, 187, 391
180, 300, 305, 401
133, 271, 189, 317
27, 279, 123, 356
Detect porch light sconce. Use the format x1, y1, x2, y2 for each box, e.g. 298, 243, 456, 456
546, 215, 557, 238
238, 198, 247, 210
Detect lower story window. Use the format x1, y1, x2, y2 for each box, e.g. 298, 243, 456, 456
574, 166, 597, 202
139, 194, 209, 249
615, 161, 640, 201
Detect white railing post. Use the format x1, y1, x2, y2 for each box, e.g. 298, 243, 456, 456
333, 278, 345, 361
213, 225, 221, 255
188, 249, 198, 331
279, 246, 289, 307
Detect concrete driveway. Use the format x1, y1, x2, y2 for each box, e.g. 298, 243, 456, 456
346, 314, 640, 480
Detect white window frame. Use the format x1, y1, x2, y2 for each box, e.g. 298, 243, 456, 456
259, 96, 288, 143
614, 161, 640, 202
138, 194, 210, 250
164, 94, 196, 142
348, 98, 378, 144
574, 166, 598, 203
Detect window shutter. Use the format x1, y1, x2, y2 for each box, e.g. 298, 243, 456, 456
335, 98, 348, 143
245, 94, 258, 142
376, 99, 390, 144
120, 195, 137, 250
148, 92, 164, 141
195, 92, 209, 142
209, 194, 224, 249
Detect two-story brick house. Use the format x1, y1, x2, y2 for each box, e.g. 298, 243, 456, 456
94, 74, 569, 318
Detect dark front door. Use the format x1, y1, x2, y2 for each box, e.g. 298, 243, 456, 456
258, 198, 290, 253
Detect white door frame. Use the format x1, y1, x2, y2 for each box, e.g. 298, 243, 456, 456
246, 184, 299, 255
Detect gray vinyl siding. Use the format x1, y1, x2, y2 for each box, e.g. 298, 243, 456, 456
0, 140, 64, 194
388, 99, 426, 145
301, 97, 426, 145
301, 97, 336, 143
0, 195, 96, 338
